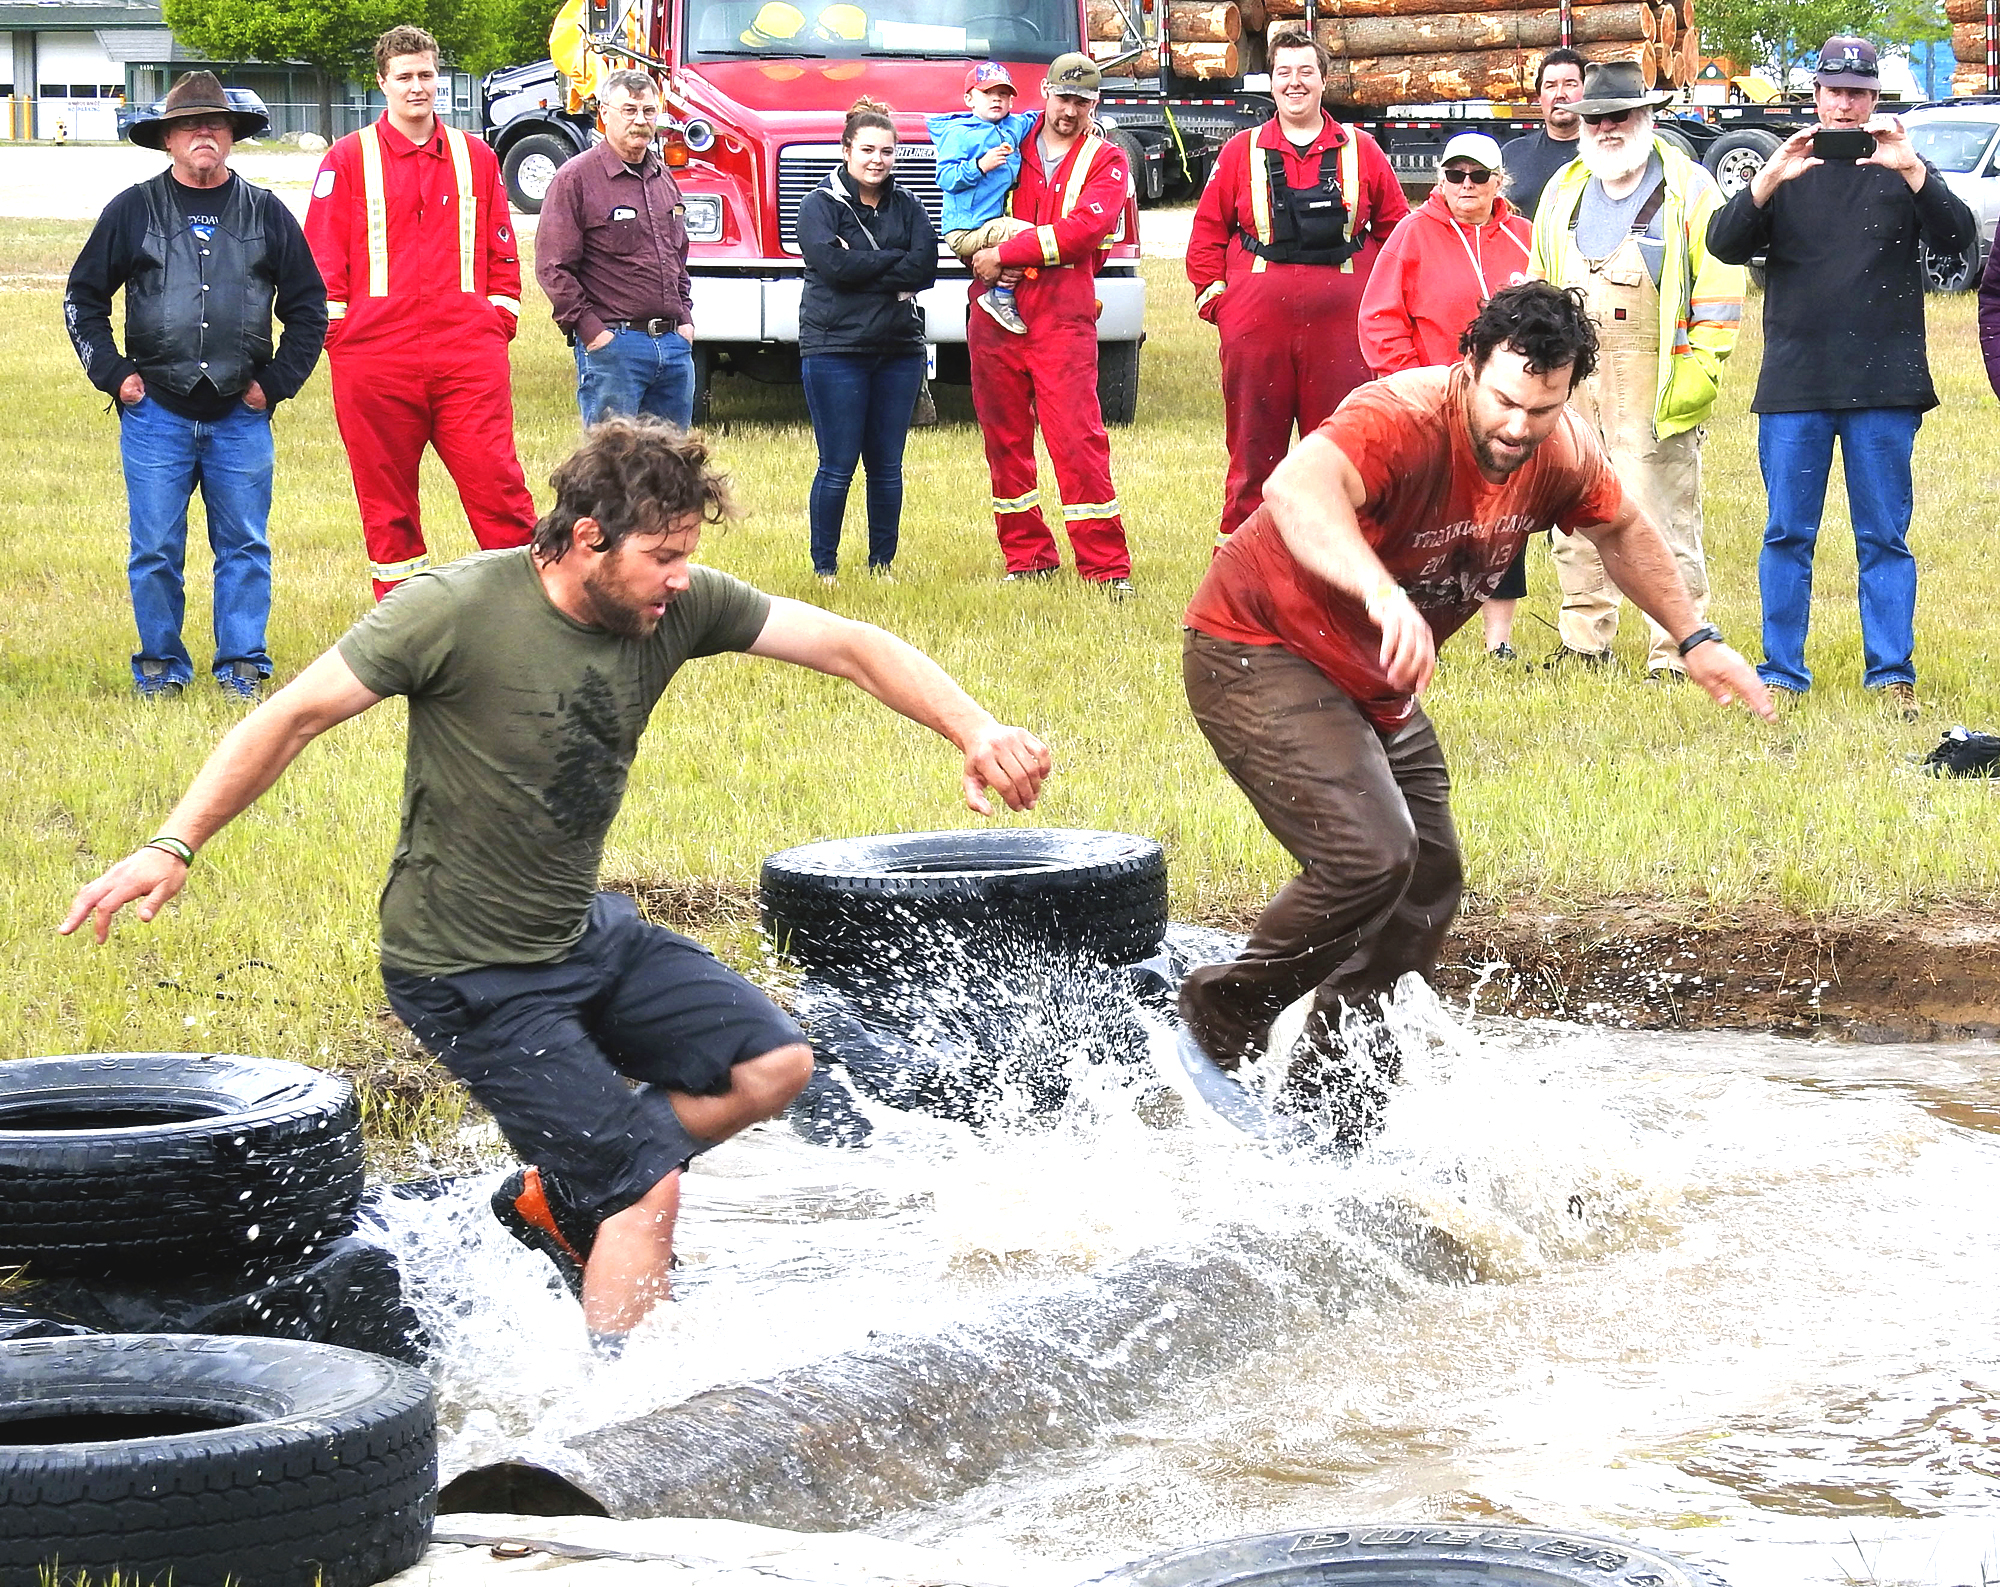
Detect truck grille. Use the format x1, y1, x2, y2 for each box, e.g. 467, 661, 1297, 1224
777, 144, 946, 254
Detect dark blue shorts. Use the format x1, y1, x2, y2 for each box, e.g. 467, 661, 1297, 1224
383, 892, 807, 1223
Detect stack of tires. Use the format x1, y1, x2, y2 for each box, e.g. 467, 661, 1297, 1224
760, 830, 1181, 1140
0, 1054, 438, 1585
0, 1053, 422, 1359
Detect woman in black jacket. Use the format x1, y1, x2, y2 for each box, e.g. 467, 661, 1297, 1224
796, 97, 939, 580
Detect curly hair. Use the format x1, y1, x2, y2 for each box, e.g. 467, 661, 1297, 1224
1459, 280, 1599, 387
374, 26, 440, 75
532, 417, 737, 561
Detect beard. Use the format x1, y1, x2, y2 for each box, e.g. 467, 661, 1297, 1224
1578, 120, 1653, 183
580, 565, 665, 638
1468, 415, 1545, 478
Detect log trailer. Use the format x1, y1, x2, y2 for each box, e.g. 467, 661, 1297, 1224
482, 0, 1148, 423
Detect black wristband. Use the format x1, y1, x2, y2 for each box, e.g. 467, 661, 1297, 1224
1677, 624, 1723, 658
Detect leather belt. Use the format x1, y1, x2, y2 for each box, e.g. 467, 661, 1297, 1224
606, 317, 678, 336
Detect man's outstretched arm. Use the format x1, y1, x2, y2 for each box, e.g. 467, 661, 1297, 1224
747, 598, 1051, 815
1577, 499, 1776, 721
60, 648, 385, 943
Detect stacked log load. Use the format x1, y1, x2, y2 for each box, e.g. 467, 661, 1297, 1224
1946, 0, 1996, 95
1088, 0, 1697, 95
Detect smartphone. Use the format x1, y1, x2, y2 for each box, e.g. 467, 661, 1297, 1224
1813, 127, 1876, 162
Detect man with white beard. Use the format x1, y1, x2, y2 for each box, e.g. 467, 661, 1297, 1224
1526, 60, 1743, 677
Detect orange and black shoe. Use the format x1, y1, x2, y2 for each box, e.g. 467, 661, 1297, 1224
491, 1165, 596, 1299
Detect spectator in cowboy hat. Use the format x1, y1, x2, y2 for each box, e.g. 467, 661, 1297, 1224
64, 71, 326, 699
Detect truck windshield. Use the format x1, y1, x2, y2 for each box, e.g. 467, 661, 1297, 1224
1907, 121, 1998, 174
684, 0, 1081, 63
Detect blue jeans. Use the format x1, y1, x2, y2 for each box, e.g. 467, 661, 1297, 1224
575, 326, 695, 429
118, 394, 275, 687
1756, 407, 1921, 693
800, 350, 925, 575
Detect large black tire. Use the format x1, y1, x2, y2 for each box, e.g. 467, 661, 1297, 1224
760, 829, 1169, 991
1701, 127, 1783, 200
501, 131, 575, 215
1097, 336, 1142, 426
14, 1237, 425, 1365
0, 1333, 436, 1587
0, 1054, 364, 1279
1653, 123, 1701, 162
1091, 1524, 1732, 1587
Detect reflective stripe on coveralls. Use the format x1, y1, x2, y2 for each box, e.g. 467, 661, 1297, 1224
1246, 133, 1360, 274
1550, 224, 1710, 671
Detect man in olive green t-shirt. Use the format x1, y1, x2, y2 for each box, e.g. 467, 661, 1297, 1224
63, 417, 1052, 1351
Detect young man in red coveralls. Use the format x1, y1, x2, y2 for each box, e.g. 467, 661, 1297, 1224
1185, 25, 1407, 543
305, 26, 537, 600
967, 53, 1133, 592
1177, 283, 1772, 1140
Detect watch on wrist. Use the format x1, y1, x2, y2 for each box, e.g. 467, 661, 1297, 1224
1676, 624, 1723, 658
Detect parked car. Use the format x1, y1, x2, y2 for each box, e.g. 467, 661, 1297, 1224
114, 86, 270, 140
1902, 100, 2000, 291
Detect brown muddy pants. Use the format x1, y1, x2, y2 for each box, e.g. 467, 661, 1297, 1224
1178, 630, 1465, 1076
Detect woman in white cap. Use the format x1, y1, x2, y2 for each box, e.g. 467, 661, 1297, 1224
1357, 131, 1534, 661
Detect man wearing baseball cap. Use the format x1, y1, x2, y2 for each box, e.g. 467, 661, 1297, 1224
1526, 58, 1743, 680
1707, 35, 1977, 720
964, 54, 1135, 591
64, 71, 327, 700
927, 61, 1040, 335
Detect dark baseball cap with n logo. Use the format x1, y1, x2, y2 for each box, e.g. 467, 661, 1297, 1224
1815, 35, 1880, 88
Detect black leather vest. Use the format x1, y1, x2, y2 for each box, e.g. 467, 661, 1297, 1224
1241, 148, 1361, 268
124, 172, 275, 397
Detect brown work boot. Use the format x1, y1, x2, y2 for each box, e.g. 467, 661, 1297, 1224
1877, 681, 1920, 723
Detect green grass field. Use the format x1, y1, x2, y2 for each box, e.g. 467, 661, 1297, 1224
4, 212, 1999, 1142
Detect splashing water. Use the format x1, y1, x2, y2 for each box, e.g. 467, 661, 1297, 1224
358, 975, 2000, 1585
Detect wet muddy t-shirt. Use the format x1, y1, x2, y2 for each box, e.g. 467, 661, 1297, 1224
338, 547, 770, 975
1184, 363, 1626, 728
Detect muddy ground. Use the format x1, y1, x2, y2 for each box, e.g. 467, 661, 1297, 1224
629, 881, 2000, 1045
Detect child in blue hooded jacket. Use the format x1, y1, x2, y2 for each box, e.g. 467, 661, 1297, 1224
926, 62, 1039, 334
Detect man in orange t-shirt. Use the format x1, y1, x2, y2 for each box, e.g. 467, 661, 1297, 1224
1178, 281, 1771, 1142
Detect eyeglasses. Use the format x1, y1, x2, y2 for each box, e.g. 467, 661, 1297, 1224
608, 102, 661, 120
1581, 107, 1640, 127
1440, 166, 1496, 185
174, 116, 233, 133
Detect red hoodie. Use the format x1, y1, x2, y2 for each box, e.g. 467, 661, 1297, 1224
1356, 187, 1532, 376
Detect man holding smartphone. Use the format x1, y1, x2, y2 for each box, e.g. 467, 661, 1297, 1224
1706, 35, 1975, 721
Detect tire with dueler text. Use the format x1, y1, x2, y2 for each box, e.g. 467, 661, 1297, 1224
0, 1054, 363, 1279
760, 829, 1168, 993
0, 1333, 436, 1587
1088, 1524, 1732, 1587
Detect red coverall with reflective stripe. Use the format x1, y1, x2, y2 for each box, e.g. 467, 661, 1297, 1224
304, 117, 536, 599
968, 124, 1132, 582
1186, 117, 1407, 540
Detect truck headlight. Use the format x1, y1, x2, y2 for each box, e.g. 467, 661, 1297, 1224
681, 194, 724, 242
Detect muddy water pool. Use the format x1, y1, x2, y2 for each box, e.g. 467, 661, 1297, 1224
365, 987, 2000, 1587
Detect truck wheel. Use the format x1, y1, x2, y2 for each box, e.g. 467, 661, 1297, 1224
1097, 337, 1142, 426
0, 1334, 436, 1587
0, 1053, 363, 1280
502, 132, 574, 215
1702, 128, 1783, 200
1653, 123, 1701, 162
1089, 1525, 1733, 1587
1922, 239, 1981, 293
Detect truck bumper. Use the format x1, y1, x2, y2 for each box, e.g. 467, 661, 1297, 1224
689, 269, 1146, 346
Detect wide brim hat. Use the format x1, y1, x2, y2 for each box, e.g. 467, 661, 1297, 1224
1572, 59, 1673, 116
129, 70, 268, 150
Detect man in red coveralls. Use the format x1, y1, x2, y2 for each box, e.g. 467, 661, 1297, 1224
1177, 283, 1772, 1141
305, 26, 537, 600
1186, 25, 1408, 542
968, 53, 1133, 592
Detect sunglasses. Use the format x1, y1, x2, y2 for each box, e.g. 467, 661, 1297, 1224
1440, 166, 1496, 185
1581, 107, 1640, 127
